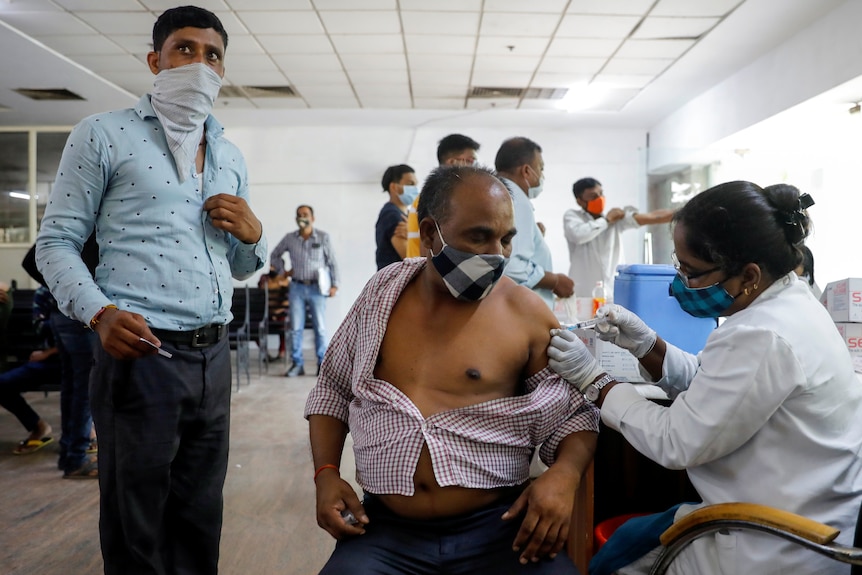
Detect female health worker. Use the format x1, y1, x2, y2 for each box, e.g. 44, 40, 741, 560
548, 180, 862, 575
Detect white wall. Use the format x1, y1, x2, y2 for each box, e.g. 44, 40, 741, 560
228, 120, 647, 330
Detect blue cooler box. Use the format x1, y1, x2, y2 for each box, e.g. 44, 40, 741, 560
613, 264, 717, 355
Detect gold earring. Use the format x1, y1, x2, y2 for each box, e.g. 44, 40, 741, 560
744, 288, 751, 296
753, 284, 758, 290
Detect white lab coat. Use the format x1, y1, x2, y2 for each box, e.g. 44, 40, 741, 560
563, 207, 639, 298
602, 273, 862, 575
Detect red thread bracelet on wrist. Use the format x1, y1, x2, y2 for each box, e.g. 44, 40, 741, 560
313, 464, 339, 482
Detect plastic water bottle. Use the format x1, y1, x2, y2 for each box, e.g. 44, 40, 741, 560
592, 281, 606, 317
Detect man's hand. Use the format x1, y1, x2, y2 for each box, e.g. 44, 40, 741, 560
393, 220, 408, 240
93, 308, 164, 360
328, 287, 338, 298
547, 329, 605, 390
552, 274, 574, 298
203, 193, 263, 244
595, 304, 656, 358
502, 465, 578, 564
605, 207, 625, 223
314, 472, 369, 540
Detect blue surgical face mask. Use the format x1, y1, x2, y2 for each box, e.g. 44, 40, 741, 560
430, 221, 507, 301
399, 185, 419, 206
669, 274, 738, 318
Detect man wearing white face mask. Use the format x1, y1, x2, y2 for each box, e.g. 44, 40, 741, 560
495, 137, 574, 309
270, 204, 339, 377
306, 166, 598, 574
36, 6, 266, 574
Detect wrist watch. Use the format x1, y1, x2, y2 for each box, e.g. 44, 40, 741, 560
583, 373, 614, 403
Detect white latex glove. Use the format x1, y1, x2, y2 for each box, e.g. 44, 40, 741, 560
548, 329, 605, 393
595, 304, 656, 358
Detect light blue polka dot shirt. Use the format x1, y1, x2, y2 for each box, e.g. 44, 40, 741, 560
36, 94, 267, 330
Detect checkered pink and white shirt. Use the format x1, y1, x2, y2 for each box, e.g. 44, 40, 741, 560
304, 258, 600, 496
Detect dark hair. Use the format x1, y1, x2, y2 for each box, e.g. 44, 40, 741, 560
573, 177, 601, 199
417, 165, 498, 223
153, 6, 228, 52
494, 137, 542, 173
673, 180, 812, 280
381, 164, 415, 192
297, 204, 314, 216
437, 134, 480, 164
797, 244, 816, 286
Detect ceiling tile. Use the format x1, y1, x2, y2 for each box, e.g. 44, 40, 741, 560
531, 72, 592, 87
298, 84, 356, 98
538, 57, 605, 74
411, 67, 471, 84
405, 35, 475, 55
256, 34, 333, 54
248, 97, 309, 109
76, 11, 166, 35
55, 0, 143, 10
601, 57, 673, 75
519, 99, 563, 110
36, 34, 121, 56
222, 69, 289, 85
220, 35, 265, 55
221, 53, 282, 72
632, 17, 720, 39
470, 70, 533, 87
483, 0, 569, 13
0, 11, 95, 35
213, 97, 256, 110
566, 0, 653, 15
476, 36, 549, 56
271, 53, 343, 72
400, 0, 481, 11
360, 96, 413, 108
545, 38, 620, 58
100, 72, 155, 96
212, 12, 249, 35
330, 34, 403, 54
593, 73, 655, 88
557, 14, 640, 38
236, 11, 323, 35
480, 13, 559, 37
314, 0, 396, 8
341, 53, 406, 70
347, 69, 408, 84
140, 0, 229, 11
354, 83, 411, 98
303, 96, 359, 108
318, 11, 401, 34
0, 0, 63, 11
465, 97, 519, 110
73, 54, 144, 73
401, 11, 480, 35
473, 54, 541, 73
223, 0, 313, 9
651, 0, 742, 17
286, 70, 350, 84
408, 54, 473, 72
413, 97, 465, 109
107, 34, 153, 53
615, 38, 694, 58
412, 84, 466, 98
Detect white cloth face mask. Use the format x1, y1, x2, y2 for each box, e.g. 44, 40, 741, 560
150, 63, 222, 182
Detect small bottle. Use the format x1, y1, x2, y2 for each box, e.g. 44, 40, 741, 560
591, 281, 606, 317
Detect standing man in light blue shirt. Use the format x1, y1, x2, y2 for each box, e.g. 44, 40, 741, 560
270, 204, 339, 377
35, 6, 266, 574
495, 137, 574, 308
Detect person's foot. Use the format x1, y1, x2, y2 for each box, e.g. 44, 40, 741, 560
63, 455, 98, 479
285, 363, 305, 377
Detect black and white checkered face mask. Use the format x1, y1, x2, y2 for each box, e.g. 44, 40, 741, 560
429, 220, 507, 302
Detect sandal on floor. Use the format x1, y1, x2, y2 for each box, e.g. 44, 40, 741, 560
63, 456, 98, 479
13, 436, 53, 455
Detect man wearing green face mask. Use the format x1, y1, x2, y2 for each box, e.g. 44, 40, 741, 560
271, 204, 340, 377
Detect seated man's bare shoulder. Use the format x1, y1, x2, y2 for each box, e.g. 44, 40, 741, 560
492, 277, 560, 374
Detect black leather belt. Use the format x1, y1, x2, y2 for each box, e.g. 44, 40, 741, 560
152, 324, 228, 348
294, 279, 316, 285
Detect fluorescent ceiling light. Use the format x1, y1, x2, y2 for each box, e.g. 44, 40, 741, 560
8, 191, 31, 200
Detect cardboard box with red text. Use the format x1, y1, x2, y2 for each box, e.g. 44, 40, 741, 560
836, 322, 862, 360
825, 278, 862, 323
572, 328, 646, 383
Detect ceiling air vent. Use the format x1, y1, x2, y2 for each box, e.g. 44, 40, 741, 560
14, 88, 84, 101
219, 85, 297, 98
469, 86, 568, 99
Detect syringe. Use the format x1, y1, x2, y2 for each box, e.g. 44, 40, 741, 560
561, 318, 598, 331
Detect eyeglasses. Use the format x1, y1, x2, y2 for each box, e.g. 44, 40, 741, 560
671, 252, 721, 288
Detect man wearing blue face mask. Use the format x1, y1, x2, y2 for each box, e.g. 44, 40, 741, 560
306, 166, 599, 574
36, 6, 266, 574
375, 164, 418, 270
495, 137, 574, 309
